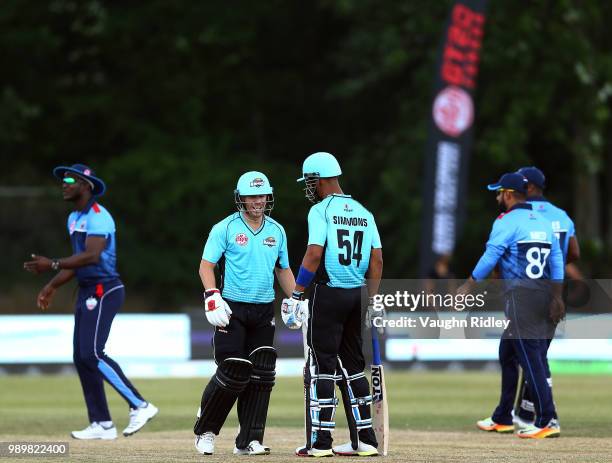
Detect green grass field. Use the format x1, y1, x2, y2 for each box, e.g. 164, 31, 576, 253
1, 371, 611, 462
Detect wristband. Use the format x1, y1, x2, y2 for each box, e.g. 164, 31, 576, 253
204, 288, 220, 299
51, 260, 60, 271
291, 290, 304, 300
296, 265, 315, 288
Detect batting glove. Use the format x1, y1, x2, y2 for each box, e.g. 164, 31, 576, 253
281, 291, 309, 330
204, 289, 232, 327
365, 296, 385, 334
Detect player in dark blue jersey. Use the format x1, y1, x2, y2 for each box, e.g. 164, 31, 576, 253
285, 152, 383, 457
459, 172, 565, 439
24, 164, 157, 440
512, 167, 582, 431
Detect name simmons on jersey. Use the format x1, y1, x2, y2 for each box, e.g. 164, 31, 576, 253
333, 216, 368, 227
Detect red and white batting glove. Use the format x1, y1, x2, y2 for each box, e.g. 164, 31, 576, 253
204, 289, 232, 327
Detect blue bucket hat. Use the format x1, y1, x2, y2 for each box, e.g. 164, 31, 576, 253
517, 166, 546, 189
487, 172, 528, 193
53, 164, 106, 196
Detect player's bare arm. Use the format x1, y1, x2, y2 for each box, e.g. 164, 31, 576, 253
24, 236, 107, 274
294, 244, 323, 292
199, 259, 217, 290
566, 236, 580, 264
36, 269, 76, 310
274, 266, 296, 298
365, 248, 383, 297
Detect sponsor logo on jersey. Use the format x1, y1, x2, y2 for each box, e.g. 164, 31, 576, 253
250, 178, 265, 188
235, 233, 249, 246
344, 203, 353, 213
530, 231, 547, 240
332, 216, 368, 227
263, 236, 277, 247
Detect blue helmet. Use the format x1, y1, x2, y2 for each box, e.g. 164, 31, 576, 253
297, 152, 342, 181
297, 152, 342, 203
234, 171, 274, 213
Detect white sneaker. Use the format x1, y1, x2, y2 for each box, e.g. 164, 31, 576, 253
295, 446, 333, 457
512, 413, 534, 431
332, 441, 378, 456
71, 422, 117, 440
233, 440, 270, 455
122, 402, 159, 436
516, 419, 561, 439
195, 432, 215, 455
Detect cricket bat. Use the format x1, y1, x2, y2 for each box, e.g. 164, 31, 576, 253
371, 329, 389, 456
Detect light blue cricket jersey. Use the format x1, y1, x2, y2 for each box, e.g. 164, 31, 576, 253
307, 194, 381, 289
67, 200, 120, 285
472, 203, 564, 289
202, 212, 289, 304
528, 196, 575, 265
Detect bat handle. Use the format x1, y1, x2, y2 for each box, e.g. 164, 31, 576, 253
371, 329, 382, 365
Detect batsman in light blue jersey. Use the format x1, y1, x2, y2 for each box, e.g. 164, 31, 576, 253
463, 172, 565, 439
194, 171, 296, 456
512, 167, 582, 430
288, 152, 383, 457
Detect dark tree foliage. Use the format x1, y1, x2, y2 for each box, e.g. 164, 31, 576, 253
2, 1, 611, 310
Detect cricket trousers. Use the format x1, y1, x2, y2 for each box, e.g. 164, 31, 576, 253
305, 284, 377, 449
211, 301, 275, 363
199, 301, 275, 444
491, 289, 556, 428
516, 337, 557, 422
73, 279, 145, 423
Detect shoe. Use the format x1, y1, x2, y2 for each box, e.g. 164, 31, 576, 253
517, 419, 561, 439
295, 445, 334, 457
549, 418, 561, 431
512, 413, 534, 431
71, 422, 117, 440
195, 432, 215, 455
332, 441, 379, 456
233, 440, 271, 455
476, 417, 514, 433
123, 402, 158, 436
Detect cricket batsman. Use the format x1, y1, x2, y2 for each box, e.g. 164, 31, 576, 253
193, 171, 296, 455
283, 152, 384, 456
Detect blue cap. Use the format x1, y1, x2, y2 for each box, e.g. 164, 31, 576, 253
487, 172, 528, 193
517, 166, 546, 189
53, 164, 106, 196
297, 152, 342, 182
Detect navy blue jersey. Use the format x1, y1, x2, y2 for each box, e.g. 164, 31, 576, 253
528, 196, 575, 265
472, 203, 564, 286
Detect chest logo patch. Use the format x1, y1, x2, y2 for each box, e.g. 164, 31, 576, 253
236, 233, 249, 246
263, 236, 277, 247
